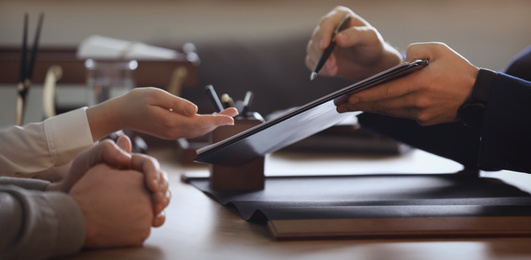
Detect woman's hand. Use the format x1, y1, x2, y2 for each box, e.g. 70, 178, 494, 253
87, 87, 238, 141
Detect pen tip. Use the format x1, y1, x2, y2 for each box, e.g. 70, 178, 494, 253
310, 72, 318, 81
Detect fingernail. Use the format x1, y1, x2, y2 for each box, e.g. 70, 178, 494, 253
116, 139, 132, 158
117, 137, 126, 147
224, 119, 235, 126
153, 212, 166, 227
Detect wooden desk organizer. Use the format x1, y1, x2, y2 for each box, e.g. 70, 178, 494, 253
209, 113, 265, 191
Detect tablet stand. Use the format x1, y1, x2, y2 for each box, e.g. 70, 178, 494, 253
209, 112, 265, 191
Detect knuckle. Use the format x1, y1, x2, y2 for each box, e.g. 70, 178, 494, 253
412, 106, 433, 126
373, 104, 388, 115
365, 28, 380, 42
160, 116, 176, 129
433, 42, 448, 49
160, 170, 169, 181
136, 229, 151, 245
334, 6, 351, 15
150, 88, 164, 99
416, 119, 429, 127
412, 96, 430, 110
305, 55, 312, 68
429, 42, 449, 55
415, 113, 430, 126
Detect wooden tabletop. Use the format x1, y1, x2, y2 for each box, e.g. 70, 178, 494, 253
63, 147, 531, 260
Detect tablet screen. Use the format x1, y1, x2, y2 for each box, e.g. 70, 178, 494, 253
195, 59, 428, 166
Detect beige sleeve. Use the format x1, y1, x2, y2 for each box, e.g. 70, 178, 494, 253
0, 107, 94, 177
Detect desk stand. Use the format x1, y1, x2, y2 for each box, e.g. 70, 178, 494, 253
209, 114, 265, 191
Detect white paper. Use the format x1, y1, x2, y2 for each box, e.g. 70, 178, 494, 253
77, 35, 179, 60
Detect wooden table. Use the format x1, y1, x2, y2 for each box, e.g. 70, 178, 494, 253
63, 147, 531, 260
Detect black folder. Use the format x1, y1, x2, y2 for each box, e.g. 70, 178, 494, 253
184, 173, 531, 240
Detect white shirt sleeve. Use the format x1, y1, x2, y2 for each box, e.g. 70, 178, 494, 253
0, 107, 94, 177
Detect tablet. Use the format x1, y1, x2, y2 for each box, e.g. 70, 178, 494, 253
195, 59, 428, 166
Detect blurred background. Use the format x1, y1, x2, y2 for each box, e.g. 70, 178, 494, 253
1, 0, 530, 128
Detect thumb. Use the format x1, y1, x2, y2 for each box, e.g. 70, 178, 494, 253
61, 140, 132, 192
116, 135, 132, 154
404, 42, 441, 63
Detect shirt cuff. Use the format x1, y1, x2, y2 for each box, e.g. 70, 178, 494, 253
44, 107, 94, 166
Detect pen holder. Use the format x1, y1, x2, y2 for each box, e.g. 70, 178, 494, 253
209, 112, 265, 191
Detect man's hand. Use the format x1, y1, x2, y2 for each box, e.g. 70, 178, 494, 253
46, 135, 170, 227
69, 164, 153, 248
337, 42, 479, 126
305, 6, 403, 80
45, 138, 131, 193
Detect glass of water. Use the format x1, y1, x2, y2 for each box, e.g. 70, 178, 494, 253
85, 59, 138, 106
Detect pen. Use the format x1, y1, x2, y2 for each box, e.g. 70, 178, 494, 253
241, 91, 254, 117
205, 84, 224, 112
310, 13, 351, 81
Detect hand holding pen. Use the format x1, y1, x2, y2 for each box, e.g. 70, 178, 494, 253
305, 6, 403, 81
309, 13, 350, 80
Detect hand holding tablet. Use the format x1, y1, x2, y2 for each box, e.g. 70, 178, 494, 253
195, 60, 428, 166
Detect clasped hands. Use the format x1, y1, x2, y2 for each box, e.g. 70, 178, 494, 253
46, 135, 169, 248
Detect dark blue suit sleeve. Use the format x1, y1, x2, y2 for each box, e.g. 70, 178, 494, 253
478, 45, 531, 173
479, 72, 531, 173
504, 45, 531, 81
359, 45, 531, 174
